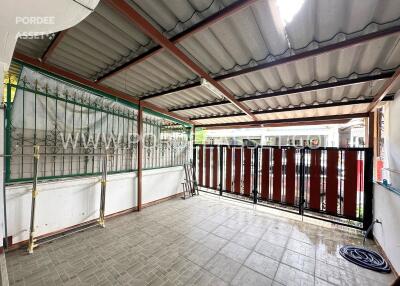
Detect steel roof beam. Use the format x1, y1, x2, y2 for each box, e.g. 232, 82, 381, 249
169, 71, 395, 112
195, 113, 369, 129
190, 95, 394, 120
41, 31, 68, 63
13, 52, 193, 125
106, 0, 257, 121
139, 25, 400, 102
368, 68, 400, 112
97, 0, 257, 82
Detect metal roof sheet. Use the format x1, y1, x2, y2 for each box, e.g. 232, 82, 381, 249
11, 0, 400, 124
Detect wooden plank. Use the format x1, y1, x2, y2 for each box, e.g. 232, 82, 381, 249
226, 148, 232, 192
243, 148, 252, 196
261, 148, 270, 200
212, 147, 218, 189
344, 151, 358, 218
285, 148, 295, 205
273, 149, 282, 202
309, 149, 321, 210
234, 148, 242, 194
326, 150, 339, 214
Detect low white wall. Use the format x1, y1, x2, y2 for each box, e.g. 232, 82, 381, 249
373, 183, 400, 274
6, 166, 184, 244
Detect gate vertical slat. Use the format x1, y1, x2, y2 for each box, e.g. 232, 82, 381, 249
234, 148, 242, 194
286, 148, 296, 205
226, 148, 232, 192
344, 150, 358, 218
326, 150, 338, 214
212, 147, 218, 189
309, 149, 321, 210
205, 147, 211, 188
243, 148, 252, 196
198, 146, 204, 186
261, 148, 270, 200
273, 148, 282, 202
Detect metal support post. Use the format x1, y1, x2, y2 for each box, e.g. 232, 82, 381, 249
137, 103, 143, 211
363, 148, 374, 234
99, 154, 107, 228
28, 145, 40, 254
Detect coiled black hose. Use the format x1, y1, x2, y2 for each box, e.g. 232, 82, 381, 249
339, 246, 391, 273
339, 219, 390, 273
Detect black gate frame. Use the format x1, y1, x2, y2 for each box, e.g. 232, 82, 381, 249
193, 144, 373, 231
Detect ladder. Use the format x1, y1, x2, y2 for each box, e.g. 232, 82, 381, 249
181, 161, 199, 199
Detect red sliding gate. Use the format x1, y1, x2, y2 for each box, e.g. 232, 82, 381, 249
194, 144, 373, 230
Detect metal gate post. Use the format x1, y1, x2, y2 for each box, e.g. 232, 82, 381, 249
253, 147, 259, 204
363, 148, 373, 234
5, 82, 12, 183
219, 145, 223, 196
28, 145, 40, 254
299, 148, 306, 215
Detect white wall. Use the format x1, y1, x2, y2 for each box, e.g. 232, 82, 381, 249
373, 93, 400, 275
373, 183, 400, 274
6, 166, 184, 244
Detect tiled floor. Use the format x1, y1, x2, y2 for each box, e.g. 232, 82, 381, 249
6, 194, 396, 286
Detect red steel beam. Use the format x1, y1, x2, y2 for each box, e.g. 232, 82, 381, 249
13, 51, 193, 125
106, 0, 257, 121
367, 68, 400, 112
41, 31, 68, 63
196, 113, 368, 129
98, 0, 257, 82
169, 72, 394, 112
190, 96, 394, 121
140, 25, 400, 102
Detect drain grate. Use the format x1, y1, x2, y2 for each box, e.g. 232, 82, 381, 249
339, 245, 391, 273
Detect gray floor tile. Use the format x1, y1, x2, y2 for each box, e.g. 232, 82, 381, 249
5, 195, 396, 286
274, 263, 314, 286
255, 239, 285, 261
204, 254, 241, 283
219, 242, 251, 263
244, 251, 279, 279
281, 249, 315, 275
231, 266, 273, 286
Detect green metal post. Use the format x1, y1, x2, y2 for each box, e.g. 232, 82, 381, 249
5, 82, 12, 182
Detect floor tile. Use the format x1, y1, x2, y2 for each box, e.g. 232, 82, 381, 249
281, 249, 315, 275
200, 233, 229, 251
255, 239, 285, 261
219, 242, 251, 263
286, 238, 316, 258
274, 263, 314, 286
5, 195, 395, 286
244, 251, 279, 279
204, 254, 241, 283
231, 266, 273, 286
212, 225, 238, 240
183, 243, 217, 267
261, 231, 289, 248
231, 232, 260, 250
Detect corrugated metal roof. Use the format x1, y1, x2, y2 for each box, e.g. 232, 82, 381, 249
179, 0, 400, 76
192, 103, 371, 125
14, 37, 53, 59
11, 0, 400, 124
100, 50, 198, 98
